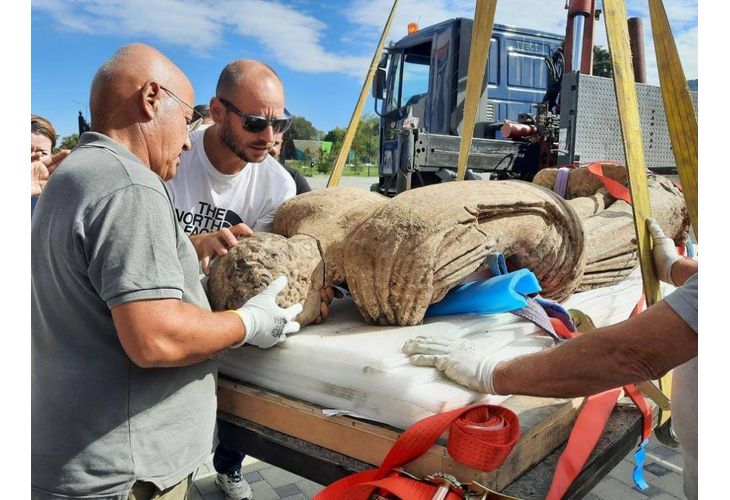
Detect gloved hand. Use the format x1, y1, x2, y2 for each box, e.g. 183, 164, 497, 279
402, 336, 501, 394
229, 276, 303, 349
647, 218, 681, 285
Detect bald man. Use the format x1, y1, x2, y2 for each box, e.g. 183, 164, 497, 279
166, 58, 332, 499
31, 44, 302, 500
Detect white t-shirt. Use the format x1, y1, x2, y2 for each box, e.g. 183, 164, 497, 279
166, 127, 296, 234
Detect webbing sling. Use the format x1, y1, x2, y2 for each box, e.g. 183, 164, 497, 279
313, 404, 520, 499
586, 162, 632, 203
586, 161, 673, 416
648, 0, 698, 238
455, 0, 498, 182
327, 0, 399, 188
545, 311, 653, 499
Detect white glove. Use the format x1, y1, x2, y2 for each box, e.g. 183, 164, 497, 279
647, 218, 681, 285
229, 276, 303, 349
402, 336, 502, 394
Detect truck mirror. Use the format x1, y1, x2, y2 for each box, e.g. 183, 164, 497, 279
372, 68, 386, 99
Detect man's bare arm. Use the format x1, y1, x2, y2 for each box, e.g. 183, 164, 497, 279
493, 300, 697, 397
112, 299, 244, 368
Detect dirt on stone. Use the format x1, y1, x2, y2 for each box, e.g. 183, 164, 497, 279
207, 232, 324, 325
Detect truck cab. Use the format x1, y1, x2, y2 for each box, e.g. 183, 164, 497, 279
372, 18, 563, 195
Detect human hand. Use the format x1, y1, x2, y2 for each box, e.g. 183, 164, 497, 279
229, 276, 303, 349
313, 286, 344, 324
31, 150, 71, 197
31, 159, 50, 197
190, 223, 253, 274
46, 149, 71, 175
403, 336, 497, 393
647, 218, 681, 285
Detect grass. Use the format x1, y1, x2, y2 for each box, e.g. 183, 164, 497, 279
284, 162, 378, 177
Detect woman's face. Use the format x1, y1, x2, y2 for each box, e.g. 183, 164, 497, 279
31, 133, 53, 161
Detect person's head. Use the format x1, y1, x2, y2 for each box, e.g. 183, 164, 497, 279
194, 104, 214, 124
31, 115, 57, 161
210, 59, 290, 164
89, 43, 195, 180
269, 133, 284, 160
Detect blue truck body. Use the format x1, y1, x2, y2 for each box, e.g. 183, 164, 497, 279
380, 18, 563, 136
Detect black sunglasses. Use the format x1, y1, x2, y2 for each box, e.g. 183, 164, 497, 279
217, 97, 292, 134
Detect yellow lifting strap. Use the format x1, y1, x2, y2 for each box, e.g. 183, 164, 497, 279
327, 0, 399, 188
603, 0, 671, 414
604, 0, 662, 306
648, 0, 698, 239
455, 0, 498, 182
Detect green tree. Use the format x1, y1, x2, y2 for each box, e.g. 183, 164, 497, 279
282, 116, 321, 161
323, 127, 346, 144
57, 133, 80, 151
593, 45, 612, 78
352, 115, 379, 165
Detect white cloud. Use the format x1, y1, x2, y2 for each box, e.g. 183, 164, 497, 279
31, 0, 696, 82
33, 0, 224, 56
32, 0, 371, 76
218, 0, 370, 76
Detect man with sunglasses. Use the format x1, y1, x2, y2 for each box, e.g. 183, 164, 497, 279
32, 45, 302, 500
166, 59, 297, 275
166, 59, 336, 500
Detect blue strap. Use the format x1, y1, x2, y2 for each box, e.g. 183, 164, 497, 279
513, 298, 564, 344
554, 167, 571, 198
485, 251, 508, 276
534, 296, 577, 333
632, 439, 650, 490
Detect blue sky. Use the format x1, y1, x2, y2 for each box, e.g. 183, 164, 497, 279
31, 0, 698, 141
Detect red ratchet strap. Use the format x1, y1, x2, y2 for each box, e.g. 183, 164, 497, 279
313, 404, 520, 500
545, 301, 652, 499
587, 162, 632, 203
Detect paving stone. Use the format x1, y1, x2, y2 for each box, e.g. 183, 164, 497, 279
243, 470, 264, 484
590, 477, 649, 500
649, 446, 681, 460
649, 472, 686, 499
200, 490, 226, 500
280, 495, 307, 500
275, 483, 301, 497
250, 480, 281, 500
646, 453, 684, 472
608, 459, 657, 487
644, 462, 674, 478
259, 466, 306, 489
194, 475, 221, 495
242, 457, 273, 474
636, 484, 664, 497
641, 494, 680, 500
294, 478, 324, 498
186, 485, 204, 500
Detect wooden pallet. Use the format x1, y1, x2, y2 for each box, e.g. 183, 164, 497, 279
217, 378, 584, 490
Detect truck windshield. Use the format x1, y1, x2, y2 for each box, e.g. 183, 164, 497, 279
385, 44, 431, 115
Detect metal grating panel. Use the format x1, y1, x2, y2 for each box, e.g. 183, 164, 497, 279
558, 73, 698, 171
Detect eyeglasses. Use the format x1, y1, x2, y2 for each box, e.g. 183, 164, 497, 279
160, 86, 205, 134
217, 97, 292, 134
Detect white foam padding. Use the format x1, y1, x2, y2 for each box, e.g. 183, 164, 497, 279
218, 269, 675, 429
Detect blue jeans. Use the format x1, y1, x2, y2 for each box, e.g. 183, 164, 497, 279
213, 443, 245, 474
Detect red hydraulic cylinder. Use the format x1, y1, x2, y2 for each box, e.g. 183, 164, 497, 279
564, 0, 596, 74
628, 17, 648, 83
501, 121, 537, 138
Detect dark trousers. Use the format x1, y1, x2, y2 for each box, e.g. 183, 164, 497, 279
213, 443, 246, 474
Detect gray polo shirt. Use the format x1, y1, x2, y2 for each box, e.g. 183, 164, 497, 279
31, 132, 216, 499
664, 272, 698, 500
